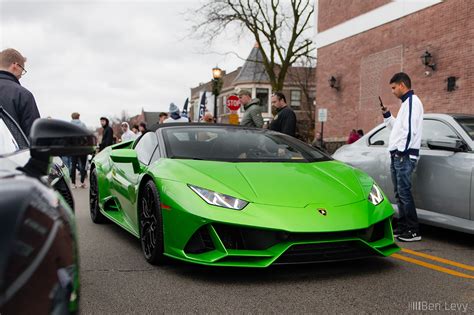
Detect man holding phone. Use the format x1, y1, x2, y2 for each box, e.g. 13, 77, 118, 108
381, 72, 424, 242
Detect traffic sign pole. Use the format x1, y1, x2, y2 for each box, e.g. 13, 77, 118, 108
226, 95, 241, 125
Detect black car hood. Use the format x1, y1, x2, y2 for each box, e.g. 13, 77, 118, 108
0, 177, 44, 291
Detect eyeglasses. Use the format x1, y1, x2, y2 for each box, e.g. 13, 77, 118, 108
16, 63, 27, 76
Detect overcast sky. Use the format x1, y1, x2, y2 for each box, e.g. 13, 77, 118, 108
0, 0, 254, 128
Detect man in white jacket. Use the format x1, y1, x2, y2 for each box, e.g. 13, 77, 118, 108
120, 122, 138, 142
382, 72, 424, 242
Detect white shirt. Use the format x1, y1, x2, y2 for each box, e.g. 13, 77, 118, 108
121, 129, 138, 142
384, 91, 424, 158
164, 117, 189, 123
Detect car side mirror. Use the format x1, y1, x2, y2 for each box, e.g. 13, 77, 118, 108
427, 138, 466, 152
110, 149, 141, 173
25, 119, 97, 177
30, 118, 97, 156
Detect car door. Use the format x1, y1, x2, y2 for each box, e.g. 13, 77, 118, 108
111, 132, 158, 228
413, 118, 471, 219
360, 126, 394, 201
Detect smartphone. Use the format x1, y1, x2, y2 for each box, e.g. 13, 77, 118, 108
378, 96, 387, 111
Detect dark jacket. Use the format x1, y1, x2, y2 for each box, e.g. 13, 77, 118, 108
0, 71, 40, 136
99, 118, 113, 151
270, 106, 296, 137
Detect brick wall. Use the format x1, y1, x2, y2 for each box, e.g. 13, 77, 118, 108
315, 0, 474, 141
317, 0, 390, 32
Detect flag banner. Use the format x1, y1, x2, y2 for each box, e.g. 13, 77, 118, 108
198, 92, 206, 121
182, 98, 189, 117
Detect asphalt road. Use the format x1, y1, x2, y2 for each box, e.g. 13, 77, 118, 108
73, 185, 474, 314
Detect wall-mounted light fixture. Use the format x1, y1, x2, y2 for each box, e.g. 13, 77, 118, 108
420, 50, 436, 71
329, 76, 339, 90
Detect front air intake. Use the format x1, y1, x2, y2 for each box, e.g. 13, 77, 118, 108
184, 226, 215, 254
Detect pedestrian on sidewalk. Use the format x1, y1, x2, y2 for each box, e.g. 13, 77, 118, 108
269, 91, 296, 137
120, 122, 137, 142
347, 129, 360, 144
159, 112, 168, 124
0, 48, 40, 136
239, 90, 263, 128
383, 72, 424, 242
164, 103, 189, 123
138, 122, 148, 134
70, 112, 88, 188
99, 116, 113, 151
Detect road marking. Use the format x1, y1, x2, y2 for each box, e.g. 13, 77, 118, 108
401, 248, 474, 272
392, 253, 474, 280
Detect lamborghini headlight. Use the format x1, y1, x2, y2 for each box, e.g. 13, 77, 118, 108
368, 183, 384, 206
188, 185, 248, 210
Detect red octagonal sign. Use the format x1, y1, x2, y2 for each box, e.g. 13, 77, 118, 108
226, 95, 241, 111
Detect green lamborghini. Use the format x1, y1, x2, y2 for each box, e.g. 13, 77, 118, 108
90, 124, 399, 267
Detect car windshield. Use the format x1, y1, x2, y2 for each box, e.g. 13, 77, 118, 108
455, 117, 474, 141
0, 118, 21, 156
162, 126, 330, 162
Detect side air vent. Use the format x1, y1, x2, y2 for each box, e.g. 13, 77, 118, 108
103, 198, 119, 211
184, 226, 215, 254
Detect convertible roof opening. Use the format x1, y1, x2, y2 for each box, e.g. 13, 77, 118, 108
160, 125, 330, 163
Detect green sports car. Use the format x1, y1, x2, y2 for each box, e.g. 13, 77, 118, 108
90, 124, 399, 267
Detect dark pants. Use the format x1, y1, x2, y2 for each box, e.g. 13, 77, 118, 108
390, 155, 419, 233
71, 155, 87, 185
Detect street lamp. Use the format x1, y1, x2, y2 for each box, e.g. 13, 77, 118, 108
212, 66, 223, 123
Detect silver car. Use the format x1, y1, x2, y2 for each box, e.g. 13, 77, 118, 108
333, 113, 474, 234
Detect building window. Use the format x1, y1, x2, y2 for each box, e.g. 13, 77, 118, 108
290, 90, 301, 107
256, 88, 269, 112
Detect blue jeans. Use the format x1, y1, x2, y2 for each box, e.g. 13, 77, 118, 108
390, 155, 419, 233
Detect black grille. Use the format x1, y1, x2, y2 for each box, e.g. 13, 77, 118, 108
211, 222, 387, 251
184, 226, 215, 254
275, 241, 374, 264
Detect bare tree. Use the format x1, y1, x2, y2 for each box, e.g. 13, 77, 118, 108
190, 0, 315, 91
287, 56, 316, 141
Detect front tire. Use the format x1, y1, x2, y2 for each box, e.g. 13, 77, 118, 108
89, 168, 106, 224
139, 180, 165, 265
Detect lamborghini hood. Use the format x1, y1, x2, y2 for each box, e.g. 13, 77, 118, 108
157, 160, 367, 208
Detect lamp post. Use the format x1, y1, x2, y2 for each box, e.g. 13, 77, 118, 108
212, 66, 223, 123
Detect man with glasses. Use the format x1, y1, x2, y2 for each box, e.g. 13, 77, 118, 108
0, 48, 40, 136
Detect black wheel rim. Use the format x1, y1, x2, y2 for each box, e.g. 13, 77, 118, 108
89, 172, 99, 217
140, 185, 158, 259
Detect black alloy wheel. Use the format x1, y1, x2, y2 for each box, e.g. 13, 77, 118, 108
89, 168, 106, 223
139, 180, 165, 265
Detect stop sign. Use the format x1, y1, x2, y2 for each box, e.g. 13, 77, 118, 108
226, 95, 241, 111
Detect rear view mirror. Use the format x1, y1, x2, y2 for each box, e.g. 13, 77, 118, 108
110, 149, 141, 173
29, 119, 97, 157
427, 138, 466, 152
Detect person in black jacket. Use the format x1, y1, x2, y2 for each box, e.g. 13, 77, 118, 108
99, 117, 113, 151
0, 48, 40, 136
269, 92, 296, 137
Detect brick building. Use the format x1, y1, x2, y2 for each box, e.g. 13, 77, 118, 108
190, 45, 316, 141
315, 0, 474, 142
